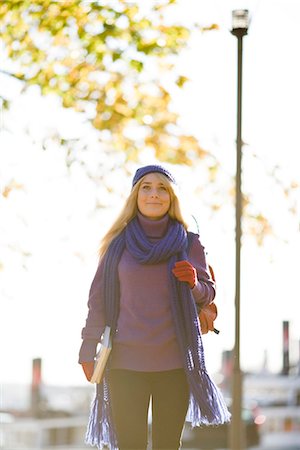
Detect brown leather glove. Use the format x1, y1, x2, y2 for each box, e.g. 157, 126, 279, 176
172, 260, 197, 289
81, 361, 94, 382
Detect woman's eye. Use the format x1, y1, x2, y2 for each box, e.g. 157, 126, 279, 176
142, 185, 150, 190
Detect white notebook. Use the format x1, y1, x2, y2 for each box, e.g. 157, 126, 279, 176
90, 326, 112, 384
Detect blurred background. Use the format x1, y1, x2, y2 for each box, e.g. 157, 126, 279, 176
0, 0, 299, 449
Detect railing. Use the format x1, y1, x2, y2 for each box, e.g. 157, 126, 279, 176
1, 415, 89, 449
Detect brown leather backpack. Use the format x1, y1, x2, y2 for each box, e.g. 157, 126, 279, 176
198, 265, 219, 334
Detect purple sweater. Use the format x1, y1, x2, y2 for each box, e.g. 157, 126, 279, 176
79, 214, 215, 371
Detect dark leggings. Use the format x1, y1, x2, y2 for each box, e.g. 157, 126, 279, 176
107, 368, 190, 450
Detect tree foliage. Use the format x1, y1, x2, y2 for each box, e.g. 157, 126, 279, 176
0, 0, 298, 248
0, 0, 210, 164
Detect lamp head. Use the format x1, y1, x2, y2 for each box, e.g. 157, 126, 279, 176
231, 9, 249, 37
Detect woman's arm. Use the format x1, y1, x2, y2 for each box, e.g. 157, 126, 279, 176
78, 259, 106, 363
189, 233, 216, 307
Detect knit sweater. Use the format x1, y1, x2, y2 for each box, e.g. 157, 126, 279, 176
79, 213, 215, 370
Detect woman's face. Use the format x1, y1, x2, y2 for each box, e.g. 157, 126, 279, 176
137, 173, 171, 220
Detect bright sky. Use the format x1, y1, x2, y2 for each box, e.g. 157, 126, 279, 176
0, 0, 299, 388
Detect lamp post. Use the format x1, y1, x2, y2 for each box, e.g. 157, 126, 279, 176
230, 9, 249, 450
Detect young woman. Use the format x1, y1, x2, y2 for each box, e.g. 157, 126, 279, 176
79, 164, 230, 450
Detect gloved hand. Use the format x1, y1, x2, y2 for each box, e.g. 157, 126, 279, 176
172, 260, 197, 289
81, 361, 94, 382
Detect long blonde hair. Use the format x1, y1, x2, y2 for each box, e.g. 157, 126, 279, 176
99, 173, 189, 258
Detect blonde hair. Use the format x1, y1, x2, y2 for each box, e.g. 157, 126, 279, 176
99, 172, 189, 258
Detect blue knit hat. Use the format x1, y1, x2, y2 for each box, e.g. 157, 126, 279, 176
132, 164, 176, 188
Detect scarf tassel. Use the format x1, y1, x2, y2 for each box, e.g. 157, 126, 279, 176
186, 370, 231, 427
85, 380, 118, 450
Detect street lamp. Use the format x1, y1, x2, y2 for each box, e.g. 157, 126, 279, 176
230, 9, 249, 450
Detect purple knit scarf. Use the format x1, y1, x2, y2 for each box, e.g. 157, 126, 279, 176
85, 216, 230, 449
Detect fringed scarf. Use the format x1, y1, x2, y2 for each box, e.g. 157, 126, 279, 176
85, 216, 230, 449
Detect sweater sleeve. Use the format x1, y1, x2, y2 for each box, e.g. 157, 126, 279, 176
188, 233, 216, 307
78, 259, 106, 363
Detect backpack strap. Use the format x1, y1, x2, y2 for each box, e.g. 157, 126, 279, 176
186, 231, 194, 255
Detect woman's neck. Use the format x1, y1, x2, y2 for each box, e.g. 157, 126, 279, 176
137, 212, 169, 238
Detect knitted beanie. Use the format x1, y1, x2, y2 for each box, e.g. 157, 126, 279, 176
132, 164, 176, 188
